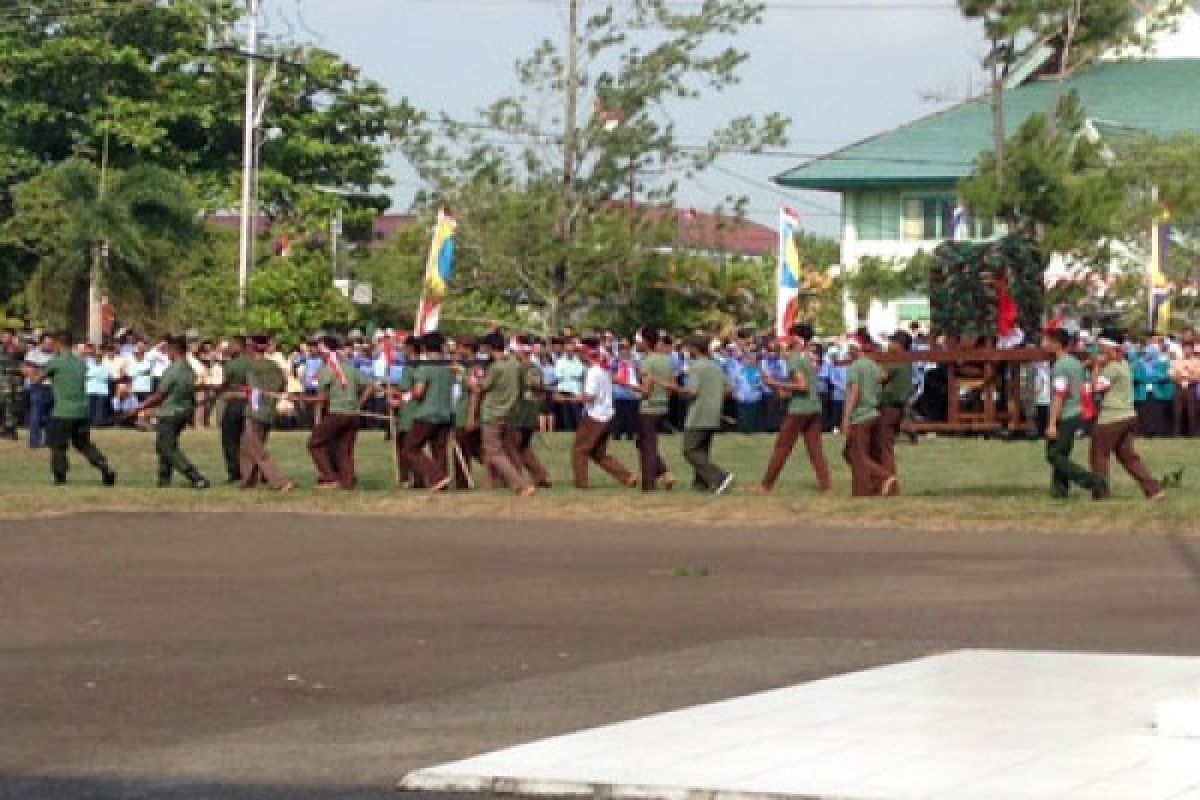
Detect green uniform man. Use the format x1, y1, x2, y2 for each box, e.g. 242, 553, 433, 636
0, 330, 23, 439
678, 335, 735, 495
218, 335, 251, 483
393, 339, 422, 488
842, 337, 894, 498
38, 331, 116, 486
129, 335, 210, 489
1044, 328, 1105, 499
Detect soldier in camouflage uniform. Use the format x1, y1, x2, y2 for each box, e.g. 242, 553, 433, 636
0, 329, 24, 440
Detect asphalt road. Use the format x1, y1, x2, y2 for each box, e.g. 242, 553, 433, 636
2, 513, 1200, 800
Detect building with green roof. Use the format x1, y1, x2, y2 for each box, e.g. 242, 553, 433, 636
773, 5, 1200, 334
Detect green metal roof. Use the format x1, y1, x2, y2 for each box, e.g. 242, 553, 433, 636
774, 59, 1200, 192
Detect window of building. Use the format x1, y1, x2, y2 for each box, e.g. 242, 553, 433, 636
851, 192, 901, 240
903, 197, 956, 241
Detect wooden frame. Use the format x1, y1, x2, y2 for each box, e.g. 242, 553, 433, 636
871, 348, 1051, 434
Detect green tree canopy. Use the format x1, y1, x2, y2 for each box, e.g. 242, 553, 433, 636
401, 0, 788, 331
3, 159, 200, 333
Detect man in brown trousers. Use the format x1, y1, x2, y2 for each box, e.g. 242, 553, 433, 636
754, 324, 831, 494
476, 332, 536, 497
1091, 332, 1166, 502
841, 336, 895, 497
307, 335, 372, 490
571, 339, 637, 490
508, 335, 552, 488
239, 335, 292, 492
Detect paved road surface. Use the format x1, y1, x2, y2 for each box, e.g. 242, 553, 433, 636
2, 513, 1199, 799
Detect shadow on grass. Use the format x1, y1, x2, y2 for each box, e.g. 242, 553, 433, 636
909, 486, 1052, 499
0, 775, 407, 800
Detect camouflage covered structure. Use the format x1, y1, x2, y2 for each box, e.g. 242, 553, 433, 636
930, 235, 1046, 341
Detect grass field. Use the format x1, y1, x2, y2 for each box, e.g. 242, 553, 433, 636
0, 426, 1196, 534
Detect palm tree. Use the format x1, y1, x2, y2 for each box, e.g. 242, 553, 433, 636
28, 158, 198, 339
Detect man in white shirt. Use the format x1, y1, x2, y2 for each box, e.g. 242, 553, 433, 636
570, 340, 636, 490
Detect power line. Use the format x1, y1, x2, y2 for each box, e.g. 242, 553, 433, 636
400, 0, 957, 9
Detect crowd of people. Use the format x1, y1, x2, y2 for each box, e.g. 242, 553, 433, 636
0, 319, 1195, 501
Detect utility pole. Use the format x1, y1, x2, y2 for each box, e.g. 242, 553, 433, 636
237, 0, 263, 310
986, 36, 1007, 194
561, 0, 580, 236
551, 0, 581, 333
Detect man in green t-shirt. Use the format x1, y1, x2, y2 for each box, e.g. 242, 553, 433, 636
391, 337, 423, 488
307, 335, 371, 490
476, 332, 535, 496
841, 337, 894, 498
878, 330, 914, 491
507, 336, 552, 488
404, 332, 457, 493
38, 331, 116, 486
632, 328, 677, 492
217, 335, 250, 483
451, 337, 485, 489
756, 324, 831, 494
128, 335, 208, 489
678, 335, 734, 495
1045, 328, 1106, 499
238, 335, 292, 492
1089, 332, 1163, 501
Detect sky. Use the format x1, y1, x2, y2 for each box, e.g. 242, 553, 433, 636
280, 0, 991, 237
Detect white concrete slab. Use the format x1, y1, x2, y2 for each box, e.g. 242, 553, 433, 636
400, 650, 1200, 800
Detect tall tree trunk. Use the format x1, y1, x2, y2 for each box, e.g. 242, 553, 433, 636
88, 130, 110, 345
989, 38, 1006, 195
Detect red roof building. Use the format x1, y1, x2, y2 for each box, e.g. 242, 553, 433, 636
206, 207, 774, 258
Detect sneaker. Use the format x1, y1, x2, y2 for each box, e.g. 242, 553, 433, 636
101, 469, 117, 487
715, 473, 735, 495
53, 476, 67, 486
190, 477, 211, 490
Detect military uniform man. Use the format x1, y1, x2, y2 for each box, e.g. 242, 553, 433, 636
509, 336, 552, 489
0, 329, 23, 440
1044, 328, 1106, 499
841, 337, 894, 498
218, 335, 250, 483
451, 337, 485, 489
392, 337, 422, 488
756, 324, 832, 494
476, 332, 535, 497
878, 330, 914, 490
678, 335, 735, 495
38, 331, 116, 486
405, 332, 456, 493
129, 336, 210, 489
633, 328, 676, 492
308, 335, 372, 490
239, 335, 292, 492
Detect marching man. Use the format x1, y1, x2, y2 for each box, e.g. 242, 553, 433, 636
307, 335, 372, 490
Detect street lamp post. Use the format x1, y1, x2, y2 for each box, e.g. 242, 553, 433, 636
314, 185, 375, 286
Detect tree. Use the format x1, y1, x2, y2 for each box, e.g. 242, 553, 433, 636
3, 159, 199, 335
957, 0, 1182, 194
960, 94, 1125, 263
841, 253, 931, 328
0, 0, 422, 314
402, 0, 788, 331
